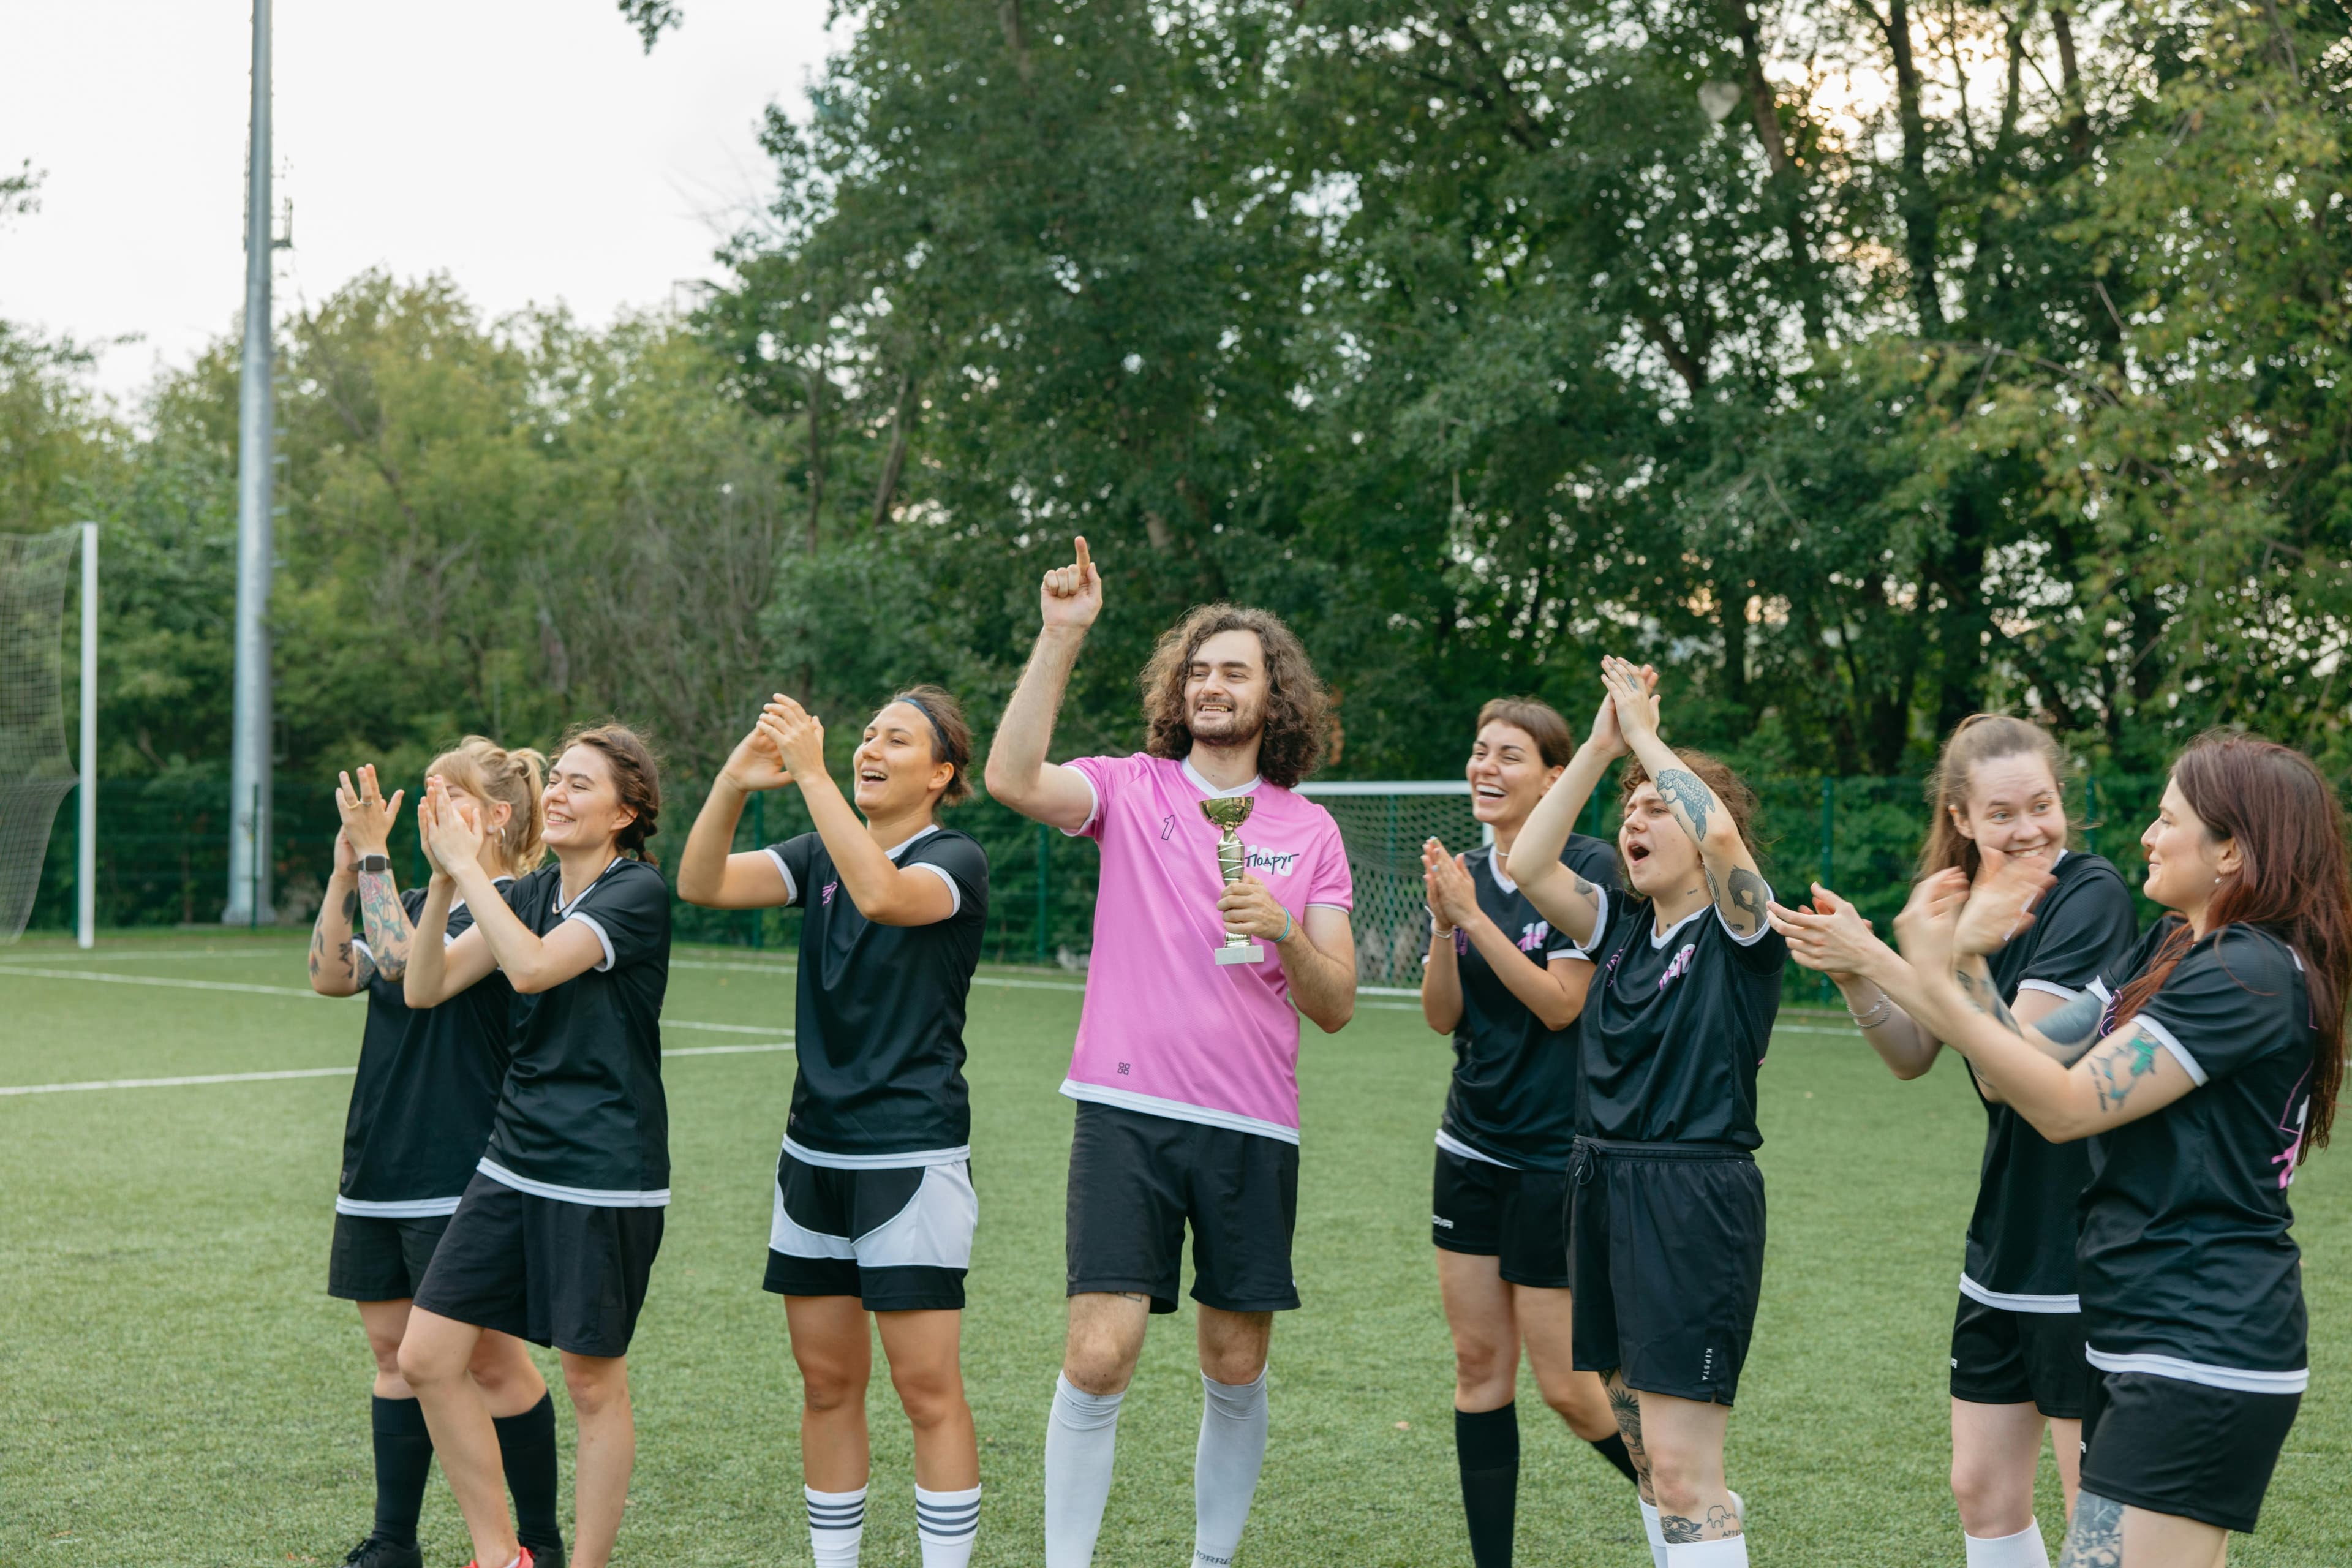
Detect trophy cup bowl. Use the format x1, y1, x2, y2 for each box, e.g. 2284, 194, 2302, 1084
1200, 796, 1266, 966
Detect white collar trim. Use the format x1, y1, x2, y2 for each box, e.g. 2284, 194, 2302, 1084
1182, 758, 1262, 799
1486, 852, 1518, 896
555, 858, 622, 915
1648, 902, 1709, 949
886, 824, 942, 860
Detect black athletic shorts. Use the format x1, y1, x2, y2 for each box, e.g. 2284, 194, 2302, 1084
2079, 1369, 2301, 1534
1950, 1294, 2093, 1419
763, 1149, 978, 1313
1065, 1100, 1300, 1315
1569, 1136, 1765, 1405
326, 1211, 452, 1302
412, 1170, 665, 1359
1431, 1146, 1572, 1289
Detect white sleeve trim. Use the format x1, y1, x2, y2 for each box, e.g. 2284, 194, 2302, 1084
350, 937, 374, 959
762, 845, 799, 906
2086, 976, 2113, 1004
1305, 900, 1352, 912
1059, 769, 1103, 838
910, 859, 963, 915
2129, 1014, 2206, 1085
1553, 886, 1608, 960
2015, 979, 2081, 1001
1714, 898, 1773, 947
565, 910, 617, 973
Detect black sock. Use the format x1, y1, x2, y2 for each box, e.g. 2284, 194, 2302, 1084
371, 1396, 435, 1548
494, 1393, 564, 1550
1455, 1403, 1520, 1568
1588, 1430, 1640, 1485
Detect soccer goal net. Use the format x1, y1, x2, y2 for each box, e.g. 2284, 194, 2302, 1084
0, 527, 79, 943
1297, 781, 1488, 990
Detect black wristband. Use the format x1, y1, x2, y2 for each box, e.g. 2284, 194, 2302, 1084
359, 854, 390, 875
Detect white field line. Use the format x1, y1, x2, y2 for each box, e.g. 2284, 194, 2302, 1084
0, 1040, 794, 1097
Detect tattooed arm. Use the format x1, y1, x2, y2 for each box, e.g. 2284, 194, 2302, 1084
334, 764, 412, 979
1887, 875, 2198, 1141
307, 829, 373, 997
1509, 666, 1654, 946
1599, 656, 1769, 938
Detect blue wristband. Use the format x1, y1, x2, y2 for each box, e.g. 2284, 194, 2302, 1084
1279, 909, 1292, 944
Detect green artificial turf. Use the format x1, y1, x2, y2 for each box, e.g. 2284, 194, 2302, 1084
1, 930, 2345, 1566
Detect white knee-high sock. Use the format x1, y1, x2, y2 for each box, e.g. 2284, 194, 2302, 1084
1193, 1368, 1270, 1567
805, 1484, 866, 1568
1044, 1374, 1125, 1568
1664, 1537, 1748, 1566
916, 1483, 981, 1568
1640, 1500, 1669, 1568
1964, 1521, 2050, 1568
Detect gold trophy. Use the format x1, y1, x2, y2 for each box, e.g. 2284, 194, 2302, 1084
1201, 796, 1265, 965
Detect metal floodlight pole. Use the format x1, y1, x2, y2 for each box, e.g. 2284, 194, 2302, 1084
224, 0, 276, 925
77, 521, 97, 949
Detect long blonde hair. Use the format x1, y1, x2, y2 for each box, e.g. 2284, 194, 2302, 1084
427, 736, 549, 878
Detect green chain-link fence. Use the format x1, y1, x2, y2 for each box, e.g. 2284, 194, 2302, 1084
20, 773, 2180, 992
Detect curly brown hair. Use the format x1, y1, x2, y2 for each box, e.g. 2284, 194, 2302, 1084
1139, 603, 1330, 790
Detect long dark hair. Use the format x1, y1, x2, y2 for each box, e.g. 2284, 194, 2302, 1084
2111, 731, 2352, 1159
556, 722, 663, 867
1139, 603, 1330, 790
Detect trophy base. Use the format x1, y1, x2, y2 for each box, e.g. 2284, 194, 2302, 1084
1215, 942, 1266, 966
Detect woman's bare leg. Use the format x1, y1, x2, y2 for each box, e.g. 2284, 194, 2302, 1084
876, 1309, 977, 1490
1951, 1398, 2049, 1539
562, 1351, 632, 1568
1513, 1283, 1616, 1442
397, 1308, 515, 1568
1436, 1250, 1518, 1413
786, 1295, 875, 1493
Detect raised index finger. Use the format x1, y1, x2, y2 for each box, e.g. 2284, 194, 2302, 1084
1074, 535, 1093, 578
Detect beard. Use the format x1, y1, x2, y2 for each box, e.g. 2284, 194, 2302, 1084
1188, 699, 1265, 748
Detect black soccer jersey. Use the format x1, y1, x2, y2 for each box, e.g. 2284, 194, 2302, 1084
2075, 924, 2316, 1391
1960, 851, 2139, 1308
479, 857, 673, 1206
764, 825, 989, 1163
338, 883, 514, 1214
1581, 892, 1787, 1148
1427, 834, 1618, 1169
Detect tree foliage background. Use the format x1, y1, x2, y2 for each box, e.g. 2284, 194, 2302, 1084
6, 0, 2352, 839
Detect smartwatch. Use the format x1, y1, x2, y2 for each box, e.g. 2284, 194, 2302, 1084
359, 853, 391, 875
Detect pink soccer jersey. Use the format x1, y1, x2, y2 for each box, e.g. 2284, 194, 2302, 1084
1059, 752, 1355, 1142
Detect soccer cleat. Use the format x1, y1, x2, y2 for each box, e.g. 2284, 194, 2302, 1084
461, 1550, 535, 1568
518, 1540, 565, 1568
338, 1538, 422, 1568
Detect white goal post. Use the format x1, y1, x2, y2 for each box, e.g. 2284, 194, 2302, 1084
0, 522, 92, 946
1296, 780, 1491, 991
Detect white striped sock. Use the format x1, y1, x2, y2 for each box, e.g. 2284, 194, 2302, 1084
806, 1483, 867, 1568
916, 1483, 981, 1567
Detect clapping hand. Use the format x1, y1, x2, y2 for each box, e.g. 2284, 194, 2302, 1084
720, 708, 794, 794
1599, 656, 1663, 747
334, 764, 404, 857
418, 775, 484, 876
758, 695, 829, 783
1422, 838, 1479, 933
1766, 884, 1888, 984
1586, 658, 1659, 758
1893, 867, 1970, 976
1953, 845, 2057, 957
1041, 535, 1104, 631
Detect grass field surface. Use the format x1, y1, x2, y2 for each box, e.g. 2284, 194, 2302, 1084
2, 930, 2345, 1566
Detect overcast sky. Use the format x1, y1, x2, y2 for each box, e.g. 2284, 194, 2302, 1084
0, 1, 839, 400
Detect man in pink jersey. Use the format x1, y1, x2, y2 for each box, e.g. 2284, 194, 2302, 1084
986, 537, 1359, 1568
